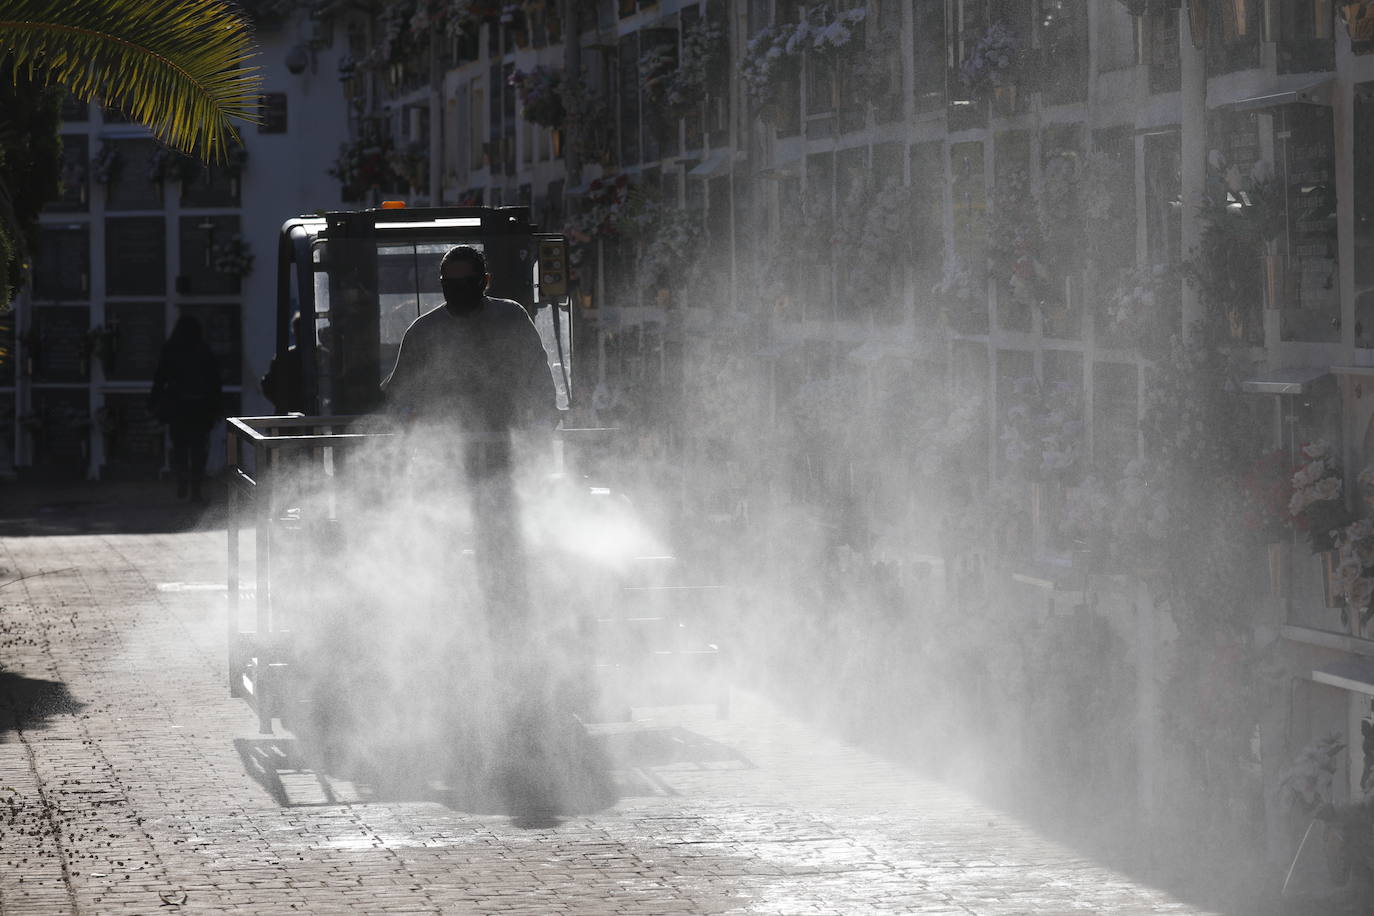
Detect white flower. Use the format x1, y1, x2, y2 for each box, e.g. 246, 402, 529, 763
1314, 476, 1343, 502
1337, 560, 1364, 592
1303, 440, 1331, 459
1292, 460, 1322, 488
1351, 576, 1374, 609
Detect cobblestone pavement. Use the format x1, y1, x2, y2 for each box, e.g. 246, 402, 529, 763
0, 505, 1223, 915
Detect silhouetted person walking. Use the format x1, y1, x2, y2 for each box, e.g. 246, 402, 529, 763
150, 315, 223, 502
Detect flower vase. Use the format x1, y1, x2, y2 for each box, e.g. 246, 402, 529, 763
1320, 549, 1343, 608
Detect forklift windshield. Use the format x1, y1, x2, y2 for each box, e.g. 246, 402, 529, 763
276, 207, 568, 416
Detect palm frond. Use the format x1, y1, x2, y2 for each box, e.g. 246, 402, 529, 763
2, 0, 262, 162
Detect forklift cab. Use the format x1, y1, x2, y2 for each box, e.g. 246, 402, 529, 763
273, 204, 571, 415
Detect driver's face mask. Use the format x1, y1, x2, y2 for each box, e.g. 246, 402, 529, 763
442, 275, 485, 309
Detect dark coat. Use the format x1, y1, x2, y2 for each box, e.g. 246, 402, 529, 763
150, 319, 223, 432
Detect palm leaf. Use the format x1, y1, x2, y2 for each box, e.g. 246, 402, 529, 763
1, 0, 262, 162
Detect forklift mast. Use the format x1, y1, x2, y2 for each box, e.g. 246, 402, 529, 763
273, 205, 570, 415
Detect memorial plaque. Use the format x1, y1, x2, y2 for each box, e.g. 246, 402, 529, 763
101, 393, 164, 470
106, 217, 166, 296
29, 388, 90, 472
52, 135, 89, 212
178, 304, 242, 385
104, 302, 166, 381
105, 138, 164, 211
31, 306, 91, 383
259, 92, 288, 133
178, 215, 243, 296
32, 224, 90, 302
1281, 105, 1339, 342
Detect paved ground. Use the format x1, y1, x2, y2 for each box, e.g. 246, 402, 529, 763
0, 483, 1227, 915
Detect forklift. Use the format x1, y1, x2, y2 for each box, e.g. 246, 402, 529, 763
224, 203, 728, 743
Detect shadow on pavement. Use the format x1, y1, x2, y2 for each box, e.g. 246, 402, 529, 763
0, 479, 228, 537
235, 722, 750, 820
0, 670, 84, 734
235, 725, 623, 824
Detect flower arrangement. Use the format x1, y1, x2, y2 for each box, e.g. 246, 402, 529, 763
741, 24, 798, 110
913, 391, 986, 478
1039, 150, 1083, 264
1289, 440, 1349, 552
409, 0, 475, 37
624, 196, 703, 292
561, 79, 616, 166
361, 0, 421, 70
837, 175, 912, 306
212, 235, 255, 277
509, 67, 565, 129
1103, 262, 1174, 350
386, 140, 428, 191
1331, 518, 1374, 635
988, 167, 1049, 307
668, 18, 726, 111
957, 22, 1022, 97
92, 142, 123, 185
566, 172, 633, 242
1276, 732, 1347, 815
1000, 376, 1082, 482
639, 42, 677, 105
741, 5, 867, 111
1059, 462, 1169, 570
1240, 159, 1286, 254
330, 133, 401, 199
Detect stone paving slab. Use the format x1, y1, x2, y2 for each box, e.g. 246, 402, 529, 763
0, 523, 1225, 915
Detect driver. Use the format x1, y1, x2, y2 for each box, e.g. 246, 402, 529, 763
381, 244, 556, 436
